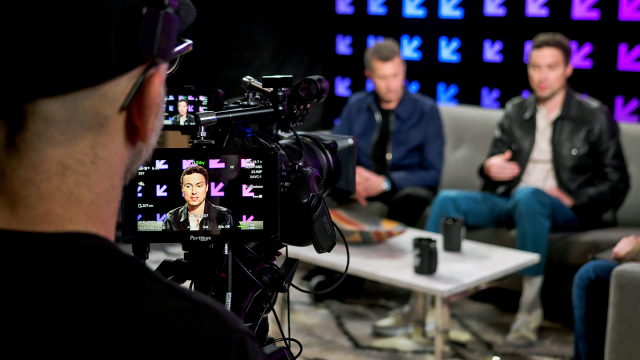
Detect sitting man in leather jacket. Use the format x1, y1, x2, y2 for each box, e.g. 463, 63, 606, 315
374, 32, 630, 346
163, 165, 234, 232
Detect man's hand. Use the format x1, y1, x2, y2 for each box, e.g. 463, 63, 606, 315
545, 187, 575, 208
353, 166, 387, 206
612, 234, 640, 262
483, 150, 521, 181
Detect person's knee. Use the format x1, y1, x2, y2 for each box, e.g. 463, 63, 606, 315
573, 260, 613, 295
511, 187, 550, 212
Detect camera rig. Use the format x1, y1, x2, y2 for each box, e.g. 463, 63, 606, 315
128, 75, 356, 359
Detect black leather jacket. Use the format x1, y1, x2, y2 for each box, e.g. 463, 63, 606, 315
479, 88, 630, 228
162, 199, 234, 232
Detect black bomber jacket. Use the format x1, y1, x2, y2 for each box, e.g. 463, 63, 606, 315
479, 87, 630, 228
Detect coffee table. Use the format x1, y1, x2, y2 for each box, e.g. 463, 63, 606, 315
285, 227, 541, 360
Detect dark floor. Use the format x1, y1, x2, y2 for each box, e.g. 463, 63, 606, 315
124, 243, 575, 360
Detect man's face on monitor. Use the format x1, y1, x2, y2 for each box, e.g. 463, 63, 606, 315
182, 173, 208, 208
178, 101, 188, 116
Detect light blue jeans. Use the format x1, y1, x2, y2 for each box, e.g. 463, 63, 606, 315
426, 187, 578, 275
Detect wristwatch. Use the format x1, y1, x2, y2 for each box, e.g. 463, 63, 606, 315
380, 176, 392, 192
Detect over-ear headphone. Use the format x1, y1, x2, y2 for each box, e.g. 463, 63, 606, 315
139, 0, 180, 63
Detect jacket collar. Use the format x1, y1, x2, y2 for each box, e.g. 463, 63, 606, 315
178, 199, 212, 222
367, 87, 411, 118
523, 85, 577, 121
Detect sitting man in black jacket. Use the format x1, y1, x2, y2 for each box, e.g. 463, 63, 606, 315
163, 165, 234, 232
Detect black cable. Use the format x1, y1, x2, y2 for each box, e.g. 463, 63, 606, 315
289, 221, 350, 295
267, 338, 303, 359
289, 128, 306, 163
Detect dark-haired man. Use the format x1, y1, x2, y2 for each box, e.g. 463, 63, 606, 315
423, 32, 629, 346
171, 98, 195, 125
163, 165, 233, 231
332, 38, 444, 227
0, 1, 264, 357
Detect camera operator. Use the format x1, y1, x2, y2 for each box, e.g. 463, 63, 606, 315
1, 1, 264, 357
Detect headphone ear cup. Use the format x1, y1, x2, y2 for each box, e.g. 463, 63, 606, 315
139, 6, 179, 63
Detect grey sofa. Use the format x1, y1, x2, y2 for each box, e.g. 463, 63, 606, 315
605, 262, 640, 360
437, 104, 640, 322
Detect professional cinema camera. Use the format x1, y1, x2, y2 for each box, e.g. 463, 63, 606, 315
121, 73, 356, 359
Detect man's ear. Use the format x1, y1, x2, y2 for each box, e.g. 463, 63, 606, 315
125, 63, 168, 144
364, 69, 371, 79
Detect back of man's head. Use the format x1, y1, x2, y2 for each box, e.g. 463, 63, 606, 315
364, 38, 402, 71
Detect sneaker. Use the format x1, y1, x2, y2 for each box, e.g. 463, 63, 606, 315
505, 308, 543, 347
372, 304, 415, 337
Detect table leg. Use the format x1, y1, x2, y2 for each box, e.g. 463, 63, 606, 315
434, 294, 451, 360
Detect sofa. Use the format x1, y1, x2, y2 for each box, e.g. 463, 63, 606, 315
436, 104, 640, 323
605, 262, 640, 360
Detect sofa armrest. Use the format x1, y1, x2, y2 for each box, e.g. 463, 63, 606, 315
604, 262, 640, 360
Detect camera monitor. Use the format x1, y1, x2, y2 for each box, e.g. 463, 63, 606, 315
162, 89, 223, 131
122, 147, 280, 244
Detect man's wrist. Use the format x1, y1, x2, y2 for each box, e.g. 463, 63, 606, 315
380, 176, 392, 192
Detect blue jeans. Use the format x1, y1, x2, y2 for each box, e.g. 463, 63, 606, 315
572, 260, 619, 360
426, 187, 578, 275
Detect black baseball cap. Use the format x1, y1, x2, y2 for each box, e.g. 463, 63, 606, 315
3, 0, 196, 103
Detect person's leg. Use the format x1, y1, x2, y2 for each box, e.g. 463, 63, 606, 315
506, 187, 579, 346
386, 187, 435, 227
573, 260, 618, 360
425, 189, 512, 232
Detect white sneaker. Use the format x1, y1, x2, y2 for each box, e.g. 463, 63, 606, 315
505, 308, 543, 347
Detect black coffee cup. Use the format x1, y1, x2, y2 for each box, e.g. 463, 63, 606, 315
441, 216, 465, 252
413, 237, 437, 275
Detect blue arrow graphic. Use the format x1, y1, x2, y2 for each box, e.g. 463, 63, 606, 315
334, 76, 352, 97
156, 184, 168, 197
137, 186, 142, 197
524, 40, 533, 64
438, 36, 461, 63
403, 0, 427, 18
366, 79, 375, 92
407, 81, 421, 94
336, 34, 353, 55
526, 0, 549, 17
437, 82, 459, 107
481, 87, 501, 109
439, 0, 464, 19
483, 39, 504, 63
484, 0, 506, 17
155, 160, 168, 169
368, 0, 388, 15
137, 214, 142, 221
336, 0, 355, 15
156, 213, 167, 222
367, 35, 384, 48
401, 35, 422, 61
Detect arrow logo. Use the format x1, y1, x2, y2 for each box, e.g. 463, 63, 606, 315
619, 0, 640, 21
524, 40, 533, 64
366, 79, 375, 92
156, 184, 168, 197
367, 35, 384, 48
571, 0, 600, 20
155, 160, 168, 169
614, 96, 640, 123
137, 214, 142, 221
182, 160, 196, 169
242, 215, 255, 222
210, 182, 225, 197
483, 39, 504, 63
439, 0, 464, 19
437, 82, 459, 107
400, 35, 422, 61
403, 0, 426, 18
617, 43, 640, 72
368, 0, 388, 15
481, 87, 501, 109
209, 159, 226, 168
242, 184, 255, 197
334, 76, 352, 97
525, 0, 549, 17
336, 34, 353, 55
137, 186, 142, 197
407, 80, 421, 94
438, 36, 461, 63
336, 0, 355, 15
522, 90, 532, 99
484, 0, 506, 17
156, 213, 167, 222
570, 41, 594, 69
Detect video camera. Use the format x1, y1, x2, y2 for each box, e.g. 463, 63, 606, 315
121, 74, 356, 358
